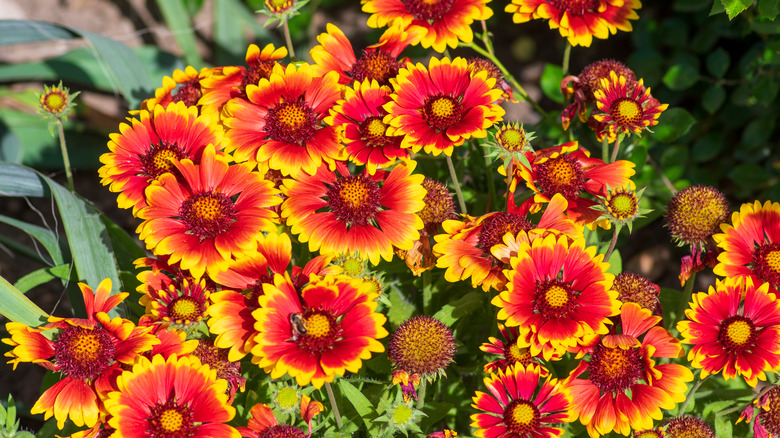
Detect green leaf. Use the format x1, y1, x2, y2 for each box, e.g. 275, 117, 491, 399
663, 64, 700, 90
721, 0, 753, 18
702, 85, 726, 113
540, 63, 564, 104
0, 214, 64, 266
729, 163, 769, 190
715, 415, 733, 438
155, 0, 205, 68
214, 0, 248, 65
692, 133, 725, 162
654, 108, 696, 142
0, 160, 48, 197
759, 0, 780, 19
605, 249, 622, 275
387, 286, 415, 326
432, 291, 482, 327
338, 380, 374, 421
706, 48, 730, 77
14, 264, 75, 293
754, 74, 780, 106
0, 275, 48, 326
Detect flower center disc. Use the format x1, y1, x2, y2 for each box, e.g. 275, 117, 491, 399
503, 399, 540, 435
179, 192, 237, 241
548, 0, 599, 16
265, 98, 317, 144
148, 400, 193, 438
54, 325, 116, 381
241, 60, 277, 90
477, 212, 531, 258
588, 344, 644, 393
535, 155, 584, 199
44, 93, 67, 113
172, 79, 202, 107
752, 243, 780, 288
534, 280, 575, 319
608, 192, 638, 220
296, 310, 340, 353
327, 174, 381, 227
718, 315, 756, 351
611, 98, 644, 127
168, 296, 203, 322
422, 95, 463, 132
505, 341, 532, 366
498, 127, 526, 151
351, 51, 400, 85
360, 117, 389, 146
760, 388, 780, 436
143, 143, 185, 179
402, 0, 456, 21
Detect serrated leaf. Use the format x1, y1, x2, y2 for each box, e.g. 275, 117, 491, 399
654, 108, 696, 142
702, 85, 726, 113
540, 63, 564, 103
338, 380, 374, 421
721, 0, 753, 19
759, 0, 780, 19
706, 48, 730, 77
663, 64, 700, 90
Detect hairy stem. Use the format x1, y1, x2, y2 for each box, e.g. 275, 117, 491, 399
282, 18, 296, 61
56, 119, 75, 193
325, 382, 343, 428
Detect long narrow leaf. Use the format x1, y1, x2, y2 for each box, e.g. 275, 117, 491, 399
338, 380, 373, 426
0, 214, 64, 266
14, 264, 75, 293
0, 275, 48, 326
155, 0, 205, 68
0, 160, 49, 197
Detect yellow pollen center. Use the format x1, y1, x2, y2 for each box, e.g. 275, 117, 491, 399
277, 104, 306, 130
765, 250, 780, 273
634, 432, 659, 438
507, 342, 531, 364
275, 387, 299, 410
340, 180, 370, 209
430, 97, 455, 118
609, 193, 638, 219
499, 129, 525, 151
725, 320, 752, 346
546, 159, 576, 185
599, 347, 632, 378
152, 149, 178, 172
545, 285, 569, 308
170, 298, 199, 319
422, 0, 440, 5
71, 331, 102, 362
510, 402, 536, 426
159, 409, 183, 432
615, 99, 642, 120
305, 314, 331, 338
191, 197, 222, 221
366, 118, 387, 138
45, 93, 67, 112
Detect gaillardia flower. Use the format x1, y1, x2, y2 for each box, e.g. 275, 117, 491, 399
505, 0, 641, 47
221, 62, 344, 177
139, 65, 209, 111
104, 354, 239, 438
384, 57, 505, 156
567, 303, 692, 437
592, 70, 668, 142
561, 59, 636, 130
664, 416, 715, 438
362, 0, 492, 52
137, 145, 281, 279
281, 161, 426, 265
612, 272, 661, 315
738, 385, 780, 438
325, 78, 409, 173
676, 278, 780, 387
99, 101, 222, 215
2, 279, 159, 429
39, 80, 79, 123
713, 200, 780, 290
251, 274, 388, 388
480, 323, 547, 375
471, 363, 570, 438
388, 315, 456, 379
139, 276, 210, 327
492, 234, 620, 359
238, 403, 308, 438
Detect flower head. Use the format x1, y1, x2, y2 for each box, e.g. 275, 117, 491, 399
480, 323, 548, 375
676, 278, 780, 386
594, 185, 650, 232
666, 185, 730, 252
281, 161, 426, 265
485, 122, 535, 173
139, 66, 208, 112
505, 0, 641, 47
139, 276, 210, 328
104, 354, 239, 438
739, 385, 780, 438
388, 316, 455, 380
663, 416, 715, 438
561, 59, 637, 130
612, 272, 661, 315
362, 0, 492, 52
468, 57, 514, 102
592, 71, 668, 142
39, 81, 79, 120
251, 274, 388, 388
384, 57, 505, 156
192, 338, 246, 403
713, 200, 780, 290
471, 363, 570, 438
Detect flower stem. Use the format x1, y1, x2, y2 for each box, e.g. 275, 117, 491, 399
601, 135, 609, 163
483, 150, 498, 213
282, 18, 296, 61
416, 379, 427, 410
422, 270, 432, 314
610, 133, 624, 163
562, 42, 572, 76
676, 271, 696, 323
678, 375, 707, 415
505, 160, 514, 208
324, 381, 343, 428
603, 226, 620, 262
446, 155, 467, 215
56, 119, 75, 193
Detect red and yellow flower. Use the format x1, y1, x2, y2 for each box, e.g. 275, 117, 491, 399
592, 70, 667, 142
713, 200, 780, 291
677, 278, 780, 387
98, 101, 222, 215
384, 57, 505, 156
471, 363, 570, 438
326, 79, 408, 173
2, 279, 159, 429
567, 303, 693, 437
221, 62, 344, 177
281, 161, 426, 265
310, 22, 422, 86
362, 0, 492, 52
480, 323, 548, 375
492, 234, 620, 359
515, 142, 635, 227
136, 145, 281, 279
139, 276, 211, 327
251, 273, 388, 388
104, 354, 239, 438
139, 65, 210, 112
505, 0, 641, 47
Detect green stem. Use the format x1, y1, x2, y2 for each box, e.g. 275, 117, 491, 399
718, 385, 774, 417
282, 18, 296, 61
324, 382, 343, 428
601, 135, 609, 163
446, 155, 467, 215
480, 20, 493, 56
678, 375, 707, 415
460, 41, 548, 118
505, 160, 514, 206
56, 119, 75, 193
677, 271, 697, 322
610, 133, 624, 163
562, 42, 572, 76
603, 226, 620, 262
416, 379, 427, 410
422, 270, 432, 315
